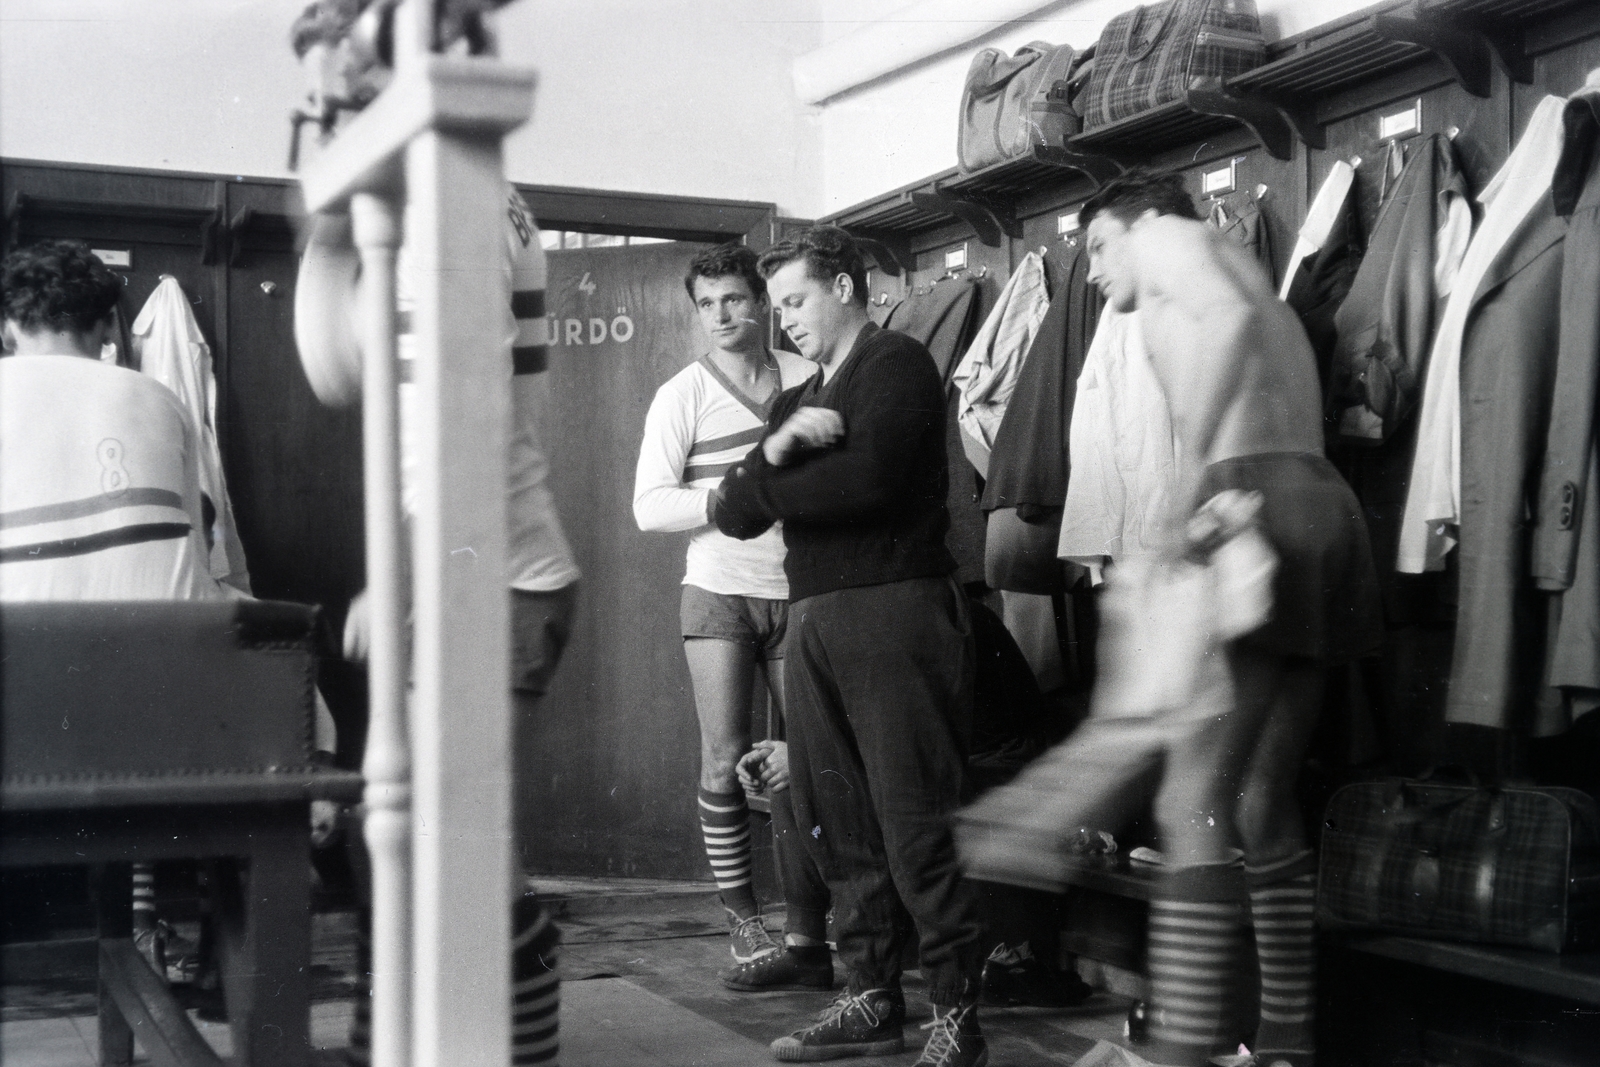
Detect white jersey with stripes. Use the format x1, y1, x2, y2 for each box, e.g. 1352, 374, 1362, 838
633, 352, 815, 601
0, 354, 224, 602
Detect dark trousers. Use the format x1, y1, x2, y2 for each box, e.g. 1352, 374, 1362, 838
772, 776, 831, 941
785, 575, 982, 1005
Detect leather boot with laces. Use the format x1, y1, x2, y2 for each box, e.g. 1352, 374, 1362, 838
915, 1003, 987, 1067
770, 987, 905, 1061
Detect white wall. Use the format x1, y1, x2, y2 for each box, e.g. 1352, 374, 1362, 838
0, 0, 825, 216
0, 0, 307, 181
0, 0, 1391, 220
492, 0, 821, 216
810, 0, 1380, 216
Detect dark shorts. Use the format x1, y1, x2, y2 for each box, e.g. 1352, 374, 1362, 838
511, 583, 579, 694
680, 584, 787, 661
1200, 452, 1383, 663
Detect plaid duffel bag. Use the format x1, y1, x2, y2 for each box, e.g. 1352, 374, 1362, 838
1318, 777, 1600, 952
1079, 0, 1266, 130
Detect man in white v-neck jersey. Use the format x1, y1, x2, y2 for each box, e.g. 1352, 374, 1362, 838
633, 244, 825, 981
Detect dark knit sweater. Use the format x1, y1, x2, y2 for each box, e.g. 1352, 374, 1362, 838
713, 322, 956, 602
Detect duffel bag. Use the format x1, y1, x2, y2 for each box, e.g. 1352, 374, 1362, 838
1318, 776, 1600, 952
1079, 0, 1265, 130
958, 41, 1084, 173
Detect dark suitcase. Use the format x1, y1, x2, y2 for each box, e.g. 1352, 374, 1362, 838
957, 41, 1085, 173
1318, 776, 1600, 952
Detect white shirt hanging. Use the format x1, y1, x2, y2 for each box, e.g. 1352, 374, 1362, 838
951, 251, 1050, 479
132, 275, 252, 593
1058, 306, 1182, 573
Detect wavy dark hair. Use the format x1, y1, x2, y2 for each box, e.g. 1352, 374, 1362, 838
757, 226, 868, 307
2, 240, 122, 334
1079, 170, 1199, 229
683, 243, 766, 302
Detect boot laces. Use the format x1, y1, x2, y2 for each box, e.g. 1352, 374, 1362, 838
815, 989, 886, 1030
731, 912, 777, 952
916, 1005, 971, 1065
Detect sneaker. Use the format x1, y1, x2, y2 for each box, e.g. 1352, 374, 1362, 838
1210, 1053, 1311, 1067
915, 1004, 987, 1067
133, 922, 165, 977
729, 908, 781, 964
980, 943, 1094, 1007
770, 987, 906, 1061
723, 946, 833, 992
133, 920, 202, 985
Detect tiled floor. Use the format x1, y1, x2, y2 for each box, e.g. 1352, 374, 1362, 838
2, 878, 1154, 1066
0, 1000, 355, 1066
563, 978, 771, 1066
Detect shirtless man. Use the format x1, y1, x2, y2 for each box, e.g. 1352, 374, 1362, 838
1081, 173, 1381, 1067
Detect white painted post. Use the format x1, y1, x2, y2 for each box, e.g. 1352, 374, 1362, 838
404, 109, 514, 1067
350, 190, 411, 1067
298, 16, 535, 1061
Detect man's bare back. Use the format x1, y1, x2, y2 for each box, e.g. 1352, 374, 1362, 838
1123, 214, 1323, 475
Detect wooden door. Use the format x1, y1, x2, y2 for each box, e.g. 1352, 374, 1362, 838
221, 184, 365, 626
526, 240, 717, 880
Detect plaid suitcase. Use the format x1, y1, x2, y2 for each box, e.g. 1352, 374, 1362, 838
1318, 777, 1600, 952
1079, 0, 1265, 130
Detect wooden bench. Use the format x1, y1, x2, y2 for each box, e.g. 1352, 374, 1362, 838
1, 600, 361, 1067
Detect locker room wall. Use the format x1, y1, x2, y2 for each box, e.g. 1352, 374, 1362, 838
821, 3, 1600, 776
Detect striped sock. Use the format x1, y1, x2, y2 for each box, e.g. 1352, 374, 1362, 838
345, 908, 371, 1067
1247, 852, 1318, 1063
699, 787, 756, 916
1146, 867, 1245, 1067
132, 863, 157, 930
512, 894, 561, 1066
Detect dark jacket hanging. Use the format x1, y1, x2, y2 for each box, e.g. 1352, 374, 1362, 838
1329, 134, 1470, 444
1327, 135, 1471, 618
979, 243, 1103, 594
884, 275, 985, 584
1533, 86, 1600, 718
1450, 197, 1568, 732
1284, 175, 1363, 393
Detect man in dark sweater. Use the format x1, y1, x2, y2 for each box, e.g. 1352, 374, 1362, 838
714, 227, 986, 1067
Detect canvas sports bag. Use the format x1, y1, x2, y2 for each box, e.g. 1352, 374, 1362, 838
958, 41, 1085, 174
1079, 0, 1266, 130
1318, 775, 1600, 952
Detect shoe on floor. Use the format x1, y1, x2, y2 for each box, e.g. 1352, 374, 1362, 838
771, 987, 906, 1061
723, 946, 833, 992
915, 1003, 987, 1067
1211, 1053, 1312, 1067
980, 943, 1094, 1007
728, 908, 780, 964
133, 920, 202, 985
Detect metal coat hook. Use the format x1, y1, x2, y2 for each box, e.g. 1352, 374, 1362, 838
1255, 183, 1270, 201
1447, 125, 1461, 140
1350, 154, 1364, 169
157, 273, 202, 305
